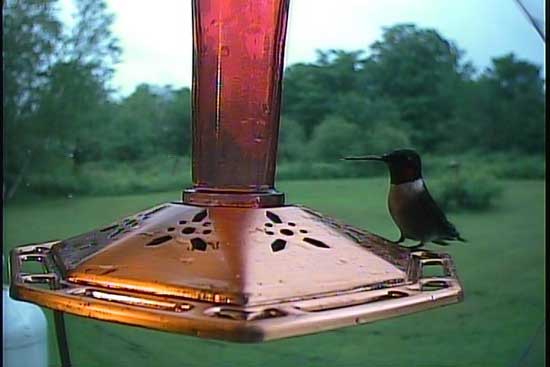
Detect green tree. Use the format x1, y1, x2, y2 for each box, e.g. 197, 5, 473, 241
2, 0, 63, 199
278, 116, 307, 162
37, 0, 122, 169
475, 53, 545, 154
331, 94, 402, 131
34, 61, 113, 166
282, 62, 333, 137
315, 50, 366, 95
282, 50, 367, 137
308, 116, 364, 161
107, 84, 191, 161
364, 24, 469, 151
66, 0, 121, 83
363, 120, 413, 154
160, 87, 192, 157
109, 84, 162, 161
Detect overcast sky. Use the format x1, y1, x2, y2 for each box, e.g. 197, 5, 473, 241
59, 0, 545, 96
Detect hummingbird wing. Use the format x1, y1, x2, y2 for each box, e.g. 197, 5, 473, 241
420, 182, 464, 242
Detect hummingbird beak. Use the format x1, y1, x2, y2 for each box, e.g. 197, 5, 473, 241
341, 155, 386, 162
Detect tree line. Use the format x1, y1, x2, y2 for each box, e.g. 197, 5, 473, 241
3, 1, 545, 199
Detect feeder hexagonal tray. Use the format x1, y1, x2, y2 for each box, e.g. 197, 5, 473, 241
9, 203, 463, 342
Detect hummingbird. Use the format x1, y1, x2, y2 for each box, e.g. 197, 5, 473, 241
343, 149, 466, 249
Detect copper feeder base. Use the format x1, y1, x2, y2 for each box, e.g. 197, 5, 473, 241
9, 203, 463, 342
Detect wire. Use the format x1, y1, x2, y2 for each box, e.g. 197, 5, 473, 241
512, 319, 545, 367
513, 0, 545, 41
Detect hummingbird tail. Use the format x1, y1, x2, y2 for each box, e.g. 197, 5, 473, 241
457, 235, 467, 243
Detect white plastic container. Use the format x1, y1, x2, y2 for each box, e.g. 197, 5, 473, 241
3, 284, 48, 367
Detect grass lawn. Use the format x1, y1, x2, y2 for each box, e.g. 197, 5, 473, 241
3, 178, 545, 367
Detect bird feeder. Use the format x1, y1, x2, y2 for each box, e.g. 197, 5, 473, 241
9, 0, 463, 359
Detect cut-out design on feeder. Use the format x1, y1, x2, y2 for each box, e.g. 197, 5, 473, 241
387, 291, 408, 298
266, 211, 283, 224
124, 219, 139, 227
182, 227, 196, 234
298, 291, 410, 313
421, 263, 446, 278
192, 210, 208, 222
108, 227, 125, 239
303, 237, 330, 249
206, 307, 287, 321
343, 229, 363, 244
421, 280, 449, 291
190, 238, 208, 251
19, 273, 53, 291
143, 205, 169, 217
271, 239, 286, 252
78, 242, 95, 250
263, 218, 313, 241
75, 288, 193, 312
145, 235, 173, 247
203, 229, 212, 235
103, 206, 170, 240
100, 224, 118, 233
280, 229, 293, 236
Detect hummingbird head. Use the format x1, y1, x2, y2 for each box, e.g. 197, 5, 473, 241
342, 149, 422, 184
